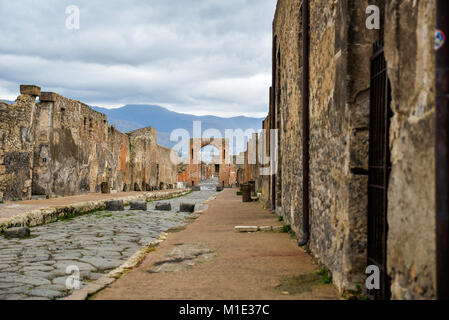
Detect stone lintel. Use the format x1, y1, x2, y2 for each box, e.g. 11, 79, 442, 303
40, 92, 58, 102
20, 85, 41, 96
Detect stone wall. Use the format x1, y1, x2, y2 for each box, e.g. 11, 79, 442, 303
273, 0, 304, 231
156, 145, 178, 189
250, 0, 437, 298
129, 127, 158, 191
1, 86, 178, 201
107, 125, 132, 192
384, 0, 436, 299
32, 92, 110, 196
0, 85, 40, 201
268, 0, 384, 292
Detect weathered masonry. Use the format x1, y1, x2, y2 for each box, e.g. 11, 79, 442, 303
0, 85, 178, 202
241, 0, 443, 299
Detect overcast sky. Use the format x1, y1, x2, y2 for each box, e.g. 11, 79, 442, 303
0, 0, 275, 117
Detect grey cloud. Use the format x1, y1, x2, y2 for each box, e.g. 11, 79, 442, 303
0, 0, 275, 117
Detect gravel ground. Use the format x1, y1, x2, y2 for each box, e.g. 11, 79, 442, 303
0, 190, 217, 300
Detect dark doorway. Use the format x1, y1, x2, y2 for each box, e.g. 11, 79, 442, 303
367, 40, 392, 300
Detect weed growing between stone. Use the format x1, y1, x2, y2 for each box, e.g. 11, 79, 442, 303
317, 267, 332, 284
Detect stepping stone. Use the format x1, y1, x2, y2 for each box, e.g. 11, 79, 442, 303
4, 227, 30, 239
179, 203, 195, 213
155, 203, 171, 211
105, 200, 124, 211
130, 201, 147, 211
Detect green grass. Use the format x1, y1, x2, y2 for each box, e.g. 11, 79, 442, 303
57, 213, 78, 222
275, 273, 322, 295
316, 267, 332, 284
281, 224, 291, 234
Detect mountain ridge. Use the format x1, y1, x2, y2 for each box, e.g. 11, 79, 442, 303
92, 104, 264, 150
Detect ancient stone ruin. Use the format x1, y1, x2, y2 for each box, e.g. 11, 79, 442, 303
0, 85, 179, 201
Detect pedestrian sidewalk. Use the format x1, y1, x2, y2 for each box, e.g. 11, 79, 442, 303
93, 189, 339, 300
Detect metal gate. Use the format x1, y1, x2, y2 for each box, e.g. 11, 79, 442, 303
367, 40, 392, 300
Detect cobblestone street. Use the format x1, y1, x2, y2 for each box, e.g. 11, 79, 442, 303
0, 190, 216, 300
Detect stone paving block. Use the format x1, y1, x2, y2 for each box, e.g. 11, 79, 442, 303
78, 256, 123, 271
27, 288, 64, 299
0, 189, 218, 300
1, 274, 51, 286
0, 294, 28, 300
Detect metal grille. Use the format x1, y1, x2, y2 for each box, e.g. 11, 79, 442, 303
367, 40, 392, 300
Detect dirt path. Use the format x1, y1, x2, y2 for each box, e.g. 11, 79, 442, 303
93, 189, 340, 300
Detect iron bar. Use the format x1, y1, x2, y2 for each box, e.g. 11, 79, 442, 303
299, 0, 310, 246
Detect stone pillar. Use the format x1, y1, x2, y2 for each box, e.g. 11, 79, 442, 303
20, 85, 41, 97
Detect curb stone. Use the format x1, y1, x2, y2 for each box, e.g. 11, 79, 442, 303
0, 190, 190, 233
64, 238, 164, 300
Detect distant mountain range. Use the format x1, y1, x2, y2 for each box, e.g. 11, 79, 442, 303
92, 105, 264, 150
1, 98, 264, 151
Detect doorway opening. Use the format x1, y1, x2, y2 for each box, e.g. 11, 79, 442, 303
367, 40, 393, 300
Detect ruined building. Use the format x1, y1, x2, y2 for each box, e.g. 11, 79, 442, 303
0, 85, 178, 202
186, 138, 235, 188
241, 0, 448, 299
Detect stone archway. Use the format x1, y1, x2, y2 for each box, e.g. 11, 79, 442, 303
187, 138, 233, 187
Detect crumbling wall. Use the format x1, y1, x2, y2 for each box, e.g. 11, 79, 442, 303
1, 86, 180, 201
107, 126, 132, 192
129, 127, 158, 191
258, 116, 271, 208
32, 92, 109, 196
156, 145, 178, 189
384, 0, 436, 299
0, 85, 40, 201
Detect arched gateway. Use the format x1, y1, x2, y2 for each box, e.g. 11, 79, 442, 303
188, 138, 234, 187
